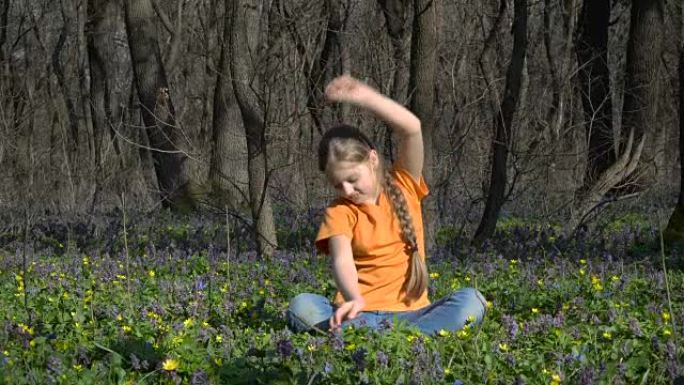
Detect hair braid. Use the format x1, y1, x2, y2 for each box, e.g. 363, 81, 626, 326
383, 169, 428, 302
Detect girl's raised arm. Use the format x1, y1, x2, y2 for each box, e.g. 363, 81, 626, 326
325, 75, 424, 181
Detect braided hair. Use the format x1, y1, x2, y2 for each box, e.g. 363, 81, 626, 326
319, 124, 428, 302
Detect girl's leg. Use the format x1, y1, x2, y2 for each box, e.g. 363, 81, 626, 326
287, 293, 333, 332
404, 287, 487, 335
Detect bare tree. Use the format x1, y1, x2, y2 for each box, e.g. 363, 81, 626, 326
229, 0, 277, 257
664, 1, 684, 246
87, 0, 123, 210
408, 0, 437, 250
52, 0, 81, 172
124, 0, 195, 210
378, 0, 410, 160
209, 0, 248, 209
568, 0, 660, 230
619, 0, 664, 185
0, 0, 11, 166
575, 0, 614, 185
472, 0, 528, 246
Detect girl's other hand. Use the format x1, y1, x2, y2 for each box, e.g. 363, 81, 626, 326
325, 75, 375, 105
329, 297, 366, 331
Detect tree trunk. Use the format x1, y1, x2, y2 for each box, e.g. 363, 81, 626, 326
209, 0, 248, 209
619, 0, 663, 187
663, 26, 684, 245
87, 0, 119, 211
52, 1, 81, 172
229, 0, 277, 258
472, 0, 528, 247
576, 0, 614, 185
124, 0, 194, 210
0, 0, 11, 166
409, 0, 437, 252
379, 0, 410, 161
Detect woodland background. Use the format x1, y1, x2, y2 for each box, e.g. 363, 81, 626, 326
1, 0, 683, 256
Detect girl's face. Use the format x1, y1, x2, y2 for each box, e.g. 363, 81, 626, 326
327, 151, 381, 205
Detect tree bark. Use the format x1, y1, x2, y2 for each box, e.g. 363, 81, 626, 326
52, 0, 81, 170
664, 19, 684, 245
379, 0, 410, 161
229, 0, 277, 258
576, 0, 614, 185
408, 0, 437, 251
86, 0, 119, 210
472, 0, 528, 247
619, 0, 663, 186
0, 0, 11, 165
409, 0, 436, 185
209, 0, 248, 209
124, 0, 194, 210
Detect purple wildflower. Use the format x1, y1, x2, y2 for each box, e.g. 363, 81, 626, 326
351, 347, 367, 371
376, 351, 389, 367
628, 318, 642, 337
276, 339, 293, 358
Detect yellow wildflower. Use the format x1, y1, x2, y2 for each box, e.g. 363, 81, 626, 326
531, 308, 540, 314
663, 328, 672, 337
438, 329, 450, 337
183, 318, 194, 328
215, 335, 223, 343
429, 272, 440, 279
498, 343, 509, 352
456, 329, 470, 339
602, 331, 612, 340
148, 270, 155, 278
551, 373, 561, 385
162, 358, 179, 371
662, 312, 671, 322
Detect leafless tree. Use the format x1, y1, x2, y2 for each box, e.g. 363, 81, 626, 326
209, 0, 248, 209
664, 1, 684, 245
229, 0, 277, 257
124, 0, 195, 210
472, 0, 528, 246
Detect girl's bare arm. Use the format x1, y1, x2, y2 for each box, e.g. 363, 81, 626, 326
325, 75, 424, 181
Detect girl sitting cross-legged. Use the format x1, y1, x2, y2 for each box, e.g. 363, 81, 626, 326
287, 75, 486, 335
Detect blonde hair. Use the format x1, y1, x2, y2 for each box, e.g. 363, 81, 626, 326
318, 125, 428, 302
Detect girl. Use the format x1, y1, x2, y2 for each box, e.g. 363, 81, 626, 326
288, 75, 486, 335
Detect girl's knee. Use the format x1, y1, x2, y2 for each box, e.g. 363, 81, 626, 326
451, 287, 487, 321
286, 293, 331, 333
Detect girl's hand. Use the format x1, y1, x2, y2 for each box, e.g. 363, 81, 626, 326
325, 75, 375, 105
329, 297, 366, 331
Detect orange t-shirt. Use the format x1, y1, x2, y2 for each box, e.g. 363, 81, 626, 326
315, 167, 430, 311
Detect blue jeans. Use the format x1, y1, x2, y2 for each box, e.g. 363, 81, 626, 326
287, 287, 486, 335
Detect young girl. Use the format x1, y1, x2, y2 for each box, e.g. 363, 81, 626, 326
287, 75, 486, 335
